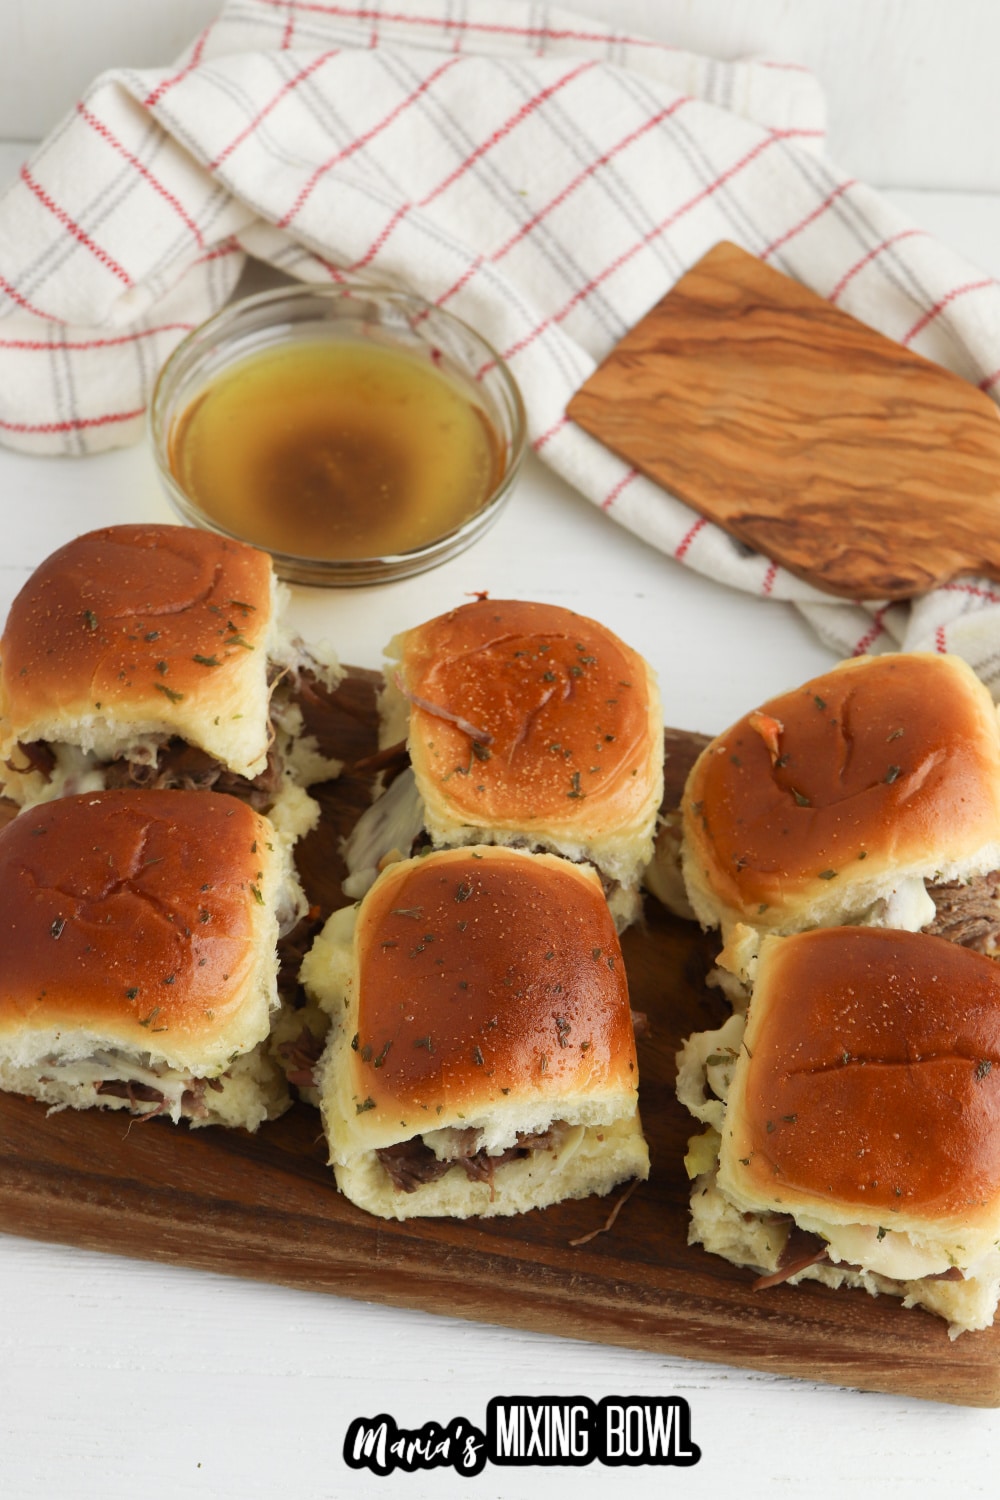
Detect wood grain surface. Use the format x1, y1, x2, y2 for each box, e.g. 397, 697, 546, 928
0, 675, 998, 1407
567, 240, 1000, 602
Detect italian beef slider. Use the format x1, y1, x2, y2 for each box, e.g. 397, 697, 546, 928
0, 788, 302, 1129
0, 524, 342, 833
302, 844, 649, 1219
679, 652, 1000, 944
677, 925, 1000, 1337
342, 598, 663, 928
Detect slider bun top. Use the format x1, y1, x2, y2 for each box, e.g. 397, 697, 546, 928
682, 652, 1000, 935
385, 598, 663, 883
720, 926, 1000, 1255
0, 524, 275, 779
316, 845, 639, 1158
0, 788, 283, 1073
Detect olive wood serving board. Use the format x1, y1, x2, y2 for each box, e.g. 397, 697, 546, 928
567, 240, 1000, 601
1, 669, 998, 1408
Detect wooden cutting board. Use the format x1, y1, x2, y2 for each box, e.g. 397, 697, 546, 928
1, 671, 999, 1408
567, 240, 1000, 601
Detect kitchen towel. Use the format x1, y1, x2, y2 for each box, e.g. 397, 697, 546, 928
1, 0, 999, 677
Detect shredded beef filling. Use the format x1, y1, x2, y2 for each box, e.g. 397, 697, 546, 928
102, 739, 284, 807
377, 1139, 454, 1192
8, 740, 56, 779
377, 1124, 563, 1194
924, 869, 1000, 954
12, 727, 285, 808
95, 1079, 165, 1107
287, 667, 335, 713
94, 1072, 225, 1120
752, 1225, 829, 1290
276, 906, 324, 1003
275, 1024, 327, 1089
351, 738, 410, 781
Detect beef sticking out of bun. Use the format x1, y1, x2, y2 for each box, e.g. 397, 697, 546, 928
0, 788, 304, 1129
679, 652, 1000, 945
677, 925, 1000, 1337
0, 524, 343, 836
341, 598, 664, 930
302, 845, 649, 1219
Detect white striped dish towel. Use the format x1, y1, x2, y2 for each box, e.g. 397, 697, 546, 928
1, 0, 999, 678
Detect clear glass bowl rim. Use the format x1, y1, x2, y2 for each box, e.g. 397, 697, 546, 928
148, 280, 527, 586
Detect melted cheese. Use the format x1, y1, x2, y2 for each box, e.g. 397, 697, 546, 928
866, 876, 937, 932
341, 769, 426, 899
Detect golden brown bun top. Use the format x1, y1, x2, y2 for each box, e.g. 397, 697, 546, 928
0, 788, 279, 1067
347, 846, 636, 1116
725, 926, 1000, 1227
391, 598, 659, 837
0, 523, 273, 740
683, 653, 1000, 924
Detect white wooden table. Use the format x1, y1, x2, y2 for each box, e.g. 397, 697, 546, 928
3, 5, 1000, 1496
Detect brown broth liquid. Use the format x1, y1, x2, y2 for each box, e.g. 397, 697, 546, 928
169, 338, 504, 559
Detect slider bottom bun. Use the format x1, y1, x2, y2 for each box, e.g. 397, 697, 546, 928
302, 844, 649, 1220
676, 928, 1000, 1338
684, 1165, 1000, 1340
0, 1045, 288, 1132
333, 1114, 649, 1221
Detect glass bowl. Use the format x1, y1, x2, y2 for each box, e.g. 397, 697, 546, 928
149, 282, 526, 586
